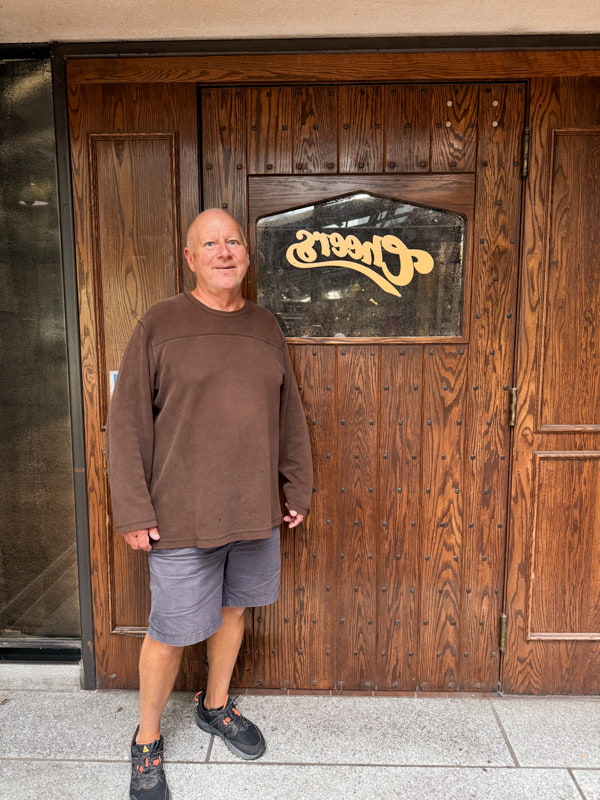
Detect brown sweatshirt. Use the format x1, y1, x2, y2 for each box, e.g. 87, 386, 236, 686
106, 292, 313, 548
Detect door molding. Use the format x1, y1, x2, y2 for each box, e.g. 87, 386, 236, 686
66, 49, 600, 86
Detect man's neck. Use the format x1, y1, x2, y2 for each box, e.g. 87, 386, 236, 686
190, 287, 246, 312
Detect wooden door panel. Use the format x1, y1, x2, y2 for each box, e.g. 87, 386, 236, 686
247, 87, 293, 175
529, 454, 600, 637
430, 84, 478, 173
292, 86, 338, 175
69, 82, 199, 687
291, 346, 337, 690
335, 346, 380, 689
459, 83, 525, 688
418, 346, 466, 690
383, 85, 431, 174
377, 346, 423, 690
339, 86, 384, 174
541, 130, 600, 428
201, 87, 247, 222
505, 77, 600, 693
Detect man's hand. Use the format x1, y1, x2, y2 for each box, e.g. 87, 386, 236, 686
122, 526, 160, 551
283, 505, 305, 529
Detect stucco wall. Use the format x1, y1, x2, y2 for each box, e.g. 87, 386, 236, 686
1, 0, 599, 43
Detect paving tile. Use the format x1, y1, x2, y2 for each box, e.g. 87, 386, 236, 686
574, 769, 600, 800
199, 695, 513, 766
491, 697, 600, 768
0, 761, 128, 800
0, 663, 81, 692
0, 689, 208, 762
166, 764, 583, 800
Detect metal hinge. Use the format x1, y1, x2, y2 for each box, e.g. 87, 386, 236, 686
521, 128, 531, 179
509, 387, 518, 427
499, 613, 507, 653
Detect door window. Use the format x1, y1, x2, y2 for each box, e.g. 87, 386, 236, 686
256, 192, 465, 338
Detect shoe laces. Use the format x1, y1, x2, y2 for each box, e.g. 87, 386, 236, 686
136, 755, 162, 774
133, 743, 164, 775
195, 693, 251, 734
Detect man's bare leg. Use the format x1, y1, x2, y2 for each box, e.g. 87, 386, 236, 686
203, 606, 246, 709
136, 635, 184, 743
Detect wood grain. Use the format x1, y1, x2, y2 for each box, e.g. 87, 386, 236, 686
505, 77, 600, 694
67, 51, 600, 86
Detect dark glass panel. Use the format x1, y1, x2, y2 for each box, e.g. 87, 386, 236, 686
256, 192, 465, 338
0, 60, 79, 639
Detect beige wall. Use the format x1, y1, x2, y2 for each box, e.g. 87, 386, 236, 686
1, 0, 599, 43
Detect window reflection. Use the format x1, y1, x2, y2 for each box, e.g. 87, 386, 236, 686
257, 192, 465, 338
0, 60, 79, 640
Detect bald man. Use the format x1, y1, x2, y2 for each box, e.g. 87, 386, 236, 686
107, 210, 313, 800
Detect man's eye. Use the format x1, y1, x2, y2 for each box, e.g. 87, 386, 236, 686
204, 241, 215, 247
228, 239, 241, 246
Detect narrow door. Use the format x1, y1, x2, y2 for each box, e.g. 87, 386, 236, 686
504, 77, 600, 694
69, 82, 201, 687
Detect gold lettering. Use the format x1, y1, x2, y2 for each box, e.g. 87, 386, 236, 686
285, 228, 435, 298
359, 235, 385, 267
286, 230, 318, 264
379, 235, 414, 287
344, 234, 363, 261
312, 231, 331, 258
328, 231, 347, 258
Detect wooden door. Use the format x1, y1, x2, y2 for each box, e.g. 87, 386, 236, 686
70, 77, 525, 691
69, 83, 202, 687
504, 77, 600, 694
201, 83, 525, 692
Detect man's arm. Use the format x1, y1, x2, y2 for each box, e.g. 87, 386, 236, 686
278, 343, 313, 522
107, 322, 159, 540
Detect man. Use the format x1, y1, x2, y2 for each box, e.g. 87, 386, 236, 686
107, 209, 313, 800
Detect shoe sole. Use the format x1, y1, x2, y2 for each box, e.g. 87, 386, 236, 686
195, 715, 266, 761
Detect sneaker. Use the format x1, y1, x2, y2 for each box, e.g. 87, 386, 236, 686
130, 727, 170, 800
194, 691, 266, 760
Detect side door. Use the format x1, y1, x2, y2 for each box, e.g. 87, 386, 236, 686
69, 82, 201, 687
504, 77, 600, 694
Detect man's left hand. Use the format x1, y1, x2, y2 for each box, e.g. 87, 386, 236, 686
283, 505, 304, 528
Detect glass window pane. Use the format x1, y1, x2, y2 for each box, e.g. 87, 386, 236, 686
0, 60, 80, 639
256, 192, 465, 338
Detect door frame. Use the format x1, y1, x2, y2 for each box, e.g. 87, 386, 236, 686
60, 45, 600, 690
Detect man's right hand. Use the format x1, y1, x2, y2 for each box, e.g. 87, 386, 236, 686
122, 526, 160, 552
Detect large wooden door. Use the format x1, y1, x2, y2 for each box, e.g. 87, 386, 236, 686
201, 83, 525, 692
504, 77, 600, 694
69, 74, 525, 691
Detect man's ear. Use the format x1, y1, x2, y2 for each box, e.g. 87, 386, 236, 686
183, 247, 195, 273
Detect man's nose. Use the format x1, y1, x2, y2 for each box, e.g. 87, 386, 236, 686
215, 240, 232, 256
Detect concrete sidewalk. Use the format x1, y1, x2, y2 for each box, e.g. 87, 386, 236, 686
0, 664, 598, 800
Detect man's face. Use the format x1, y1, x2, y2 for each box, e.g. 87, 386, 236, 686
184, 211, 250, 300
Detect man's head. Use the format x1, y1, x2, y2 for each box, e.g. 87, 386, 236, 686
184, 209, 250, 309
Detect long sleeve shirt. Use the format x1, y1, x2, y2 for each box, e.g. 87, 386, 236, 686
106, 292, 313, 549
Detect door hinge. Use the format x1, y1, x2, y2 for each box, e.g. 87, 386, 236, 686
499, 613, 507, 653
521, 127, 530, 179
509, 387, 518, 427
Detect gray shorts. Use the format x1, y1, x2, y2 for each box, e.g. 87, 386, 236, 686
147, 528, 280, 647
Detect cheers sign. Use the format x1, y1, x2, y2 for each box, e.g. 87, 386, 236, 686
285, 229, 435, 297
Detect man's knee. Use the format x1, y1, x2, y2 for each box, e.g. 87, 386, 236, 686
142, 634, 185, 659
222, 606, 246, 620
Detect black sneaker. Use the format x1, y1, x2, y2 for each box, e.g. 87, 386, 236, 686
130, 727, 170, 800
194, 691, 266, 760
